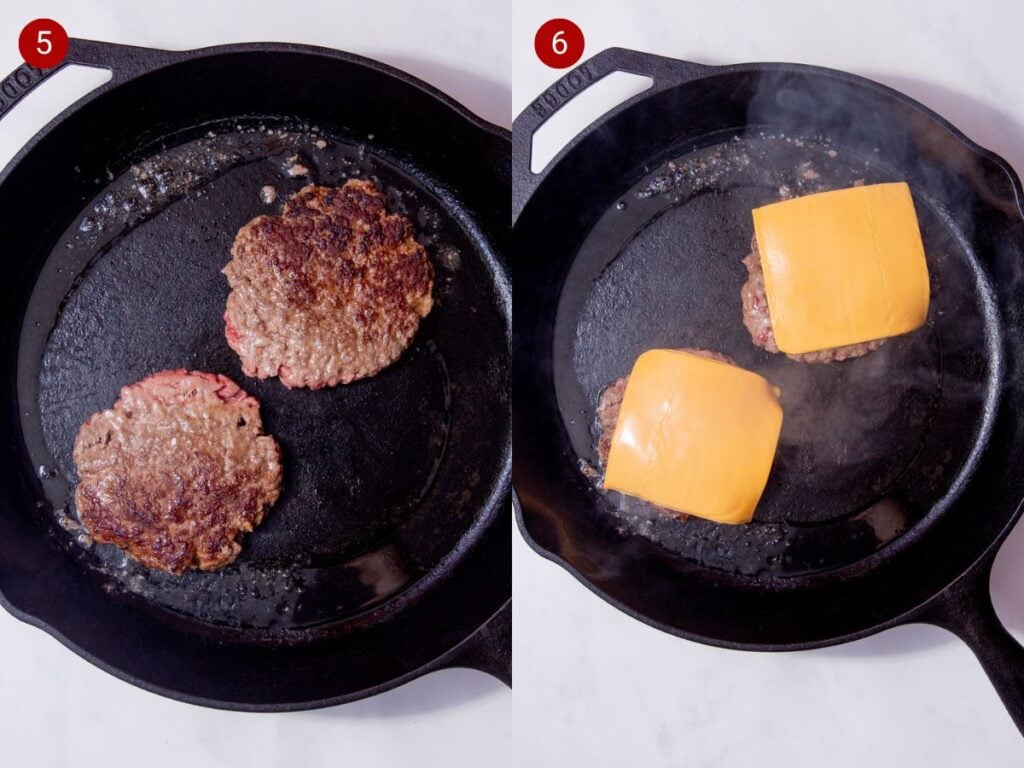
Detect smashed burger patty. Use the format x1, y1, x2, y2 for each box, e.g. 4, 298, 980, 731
223, 179, 434, 389
73, 370, 282, 574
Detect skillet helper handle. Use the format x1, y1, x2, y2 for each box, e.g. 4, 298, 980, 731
512, 46, 714, 219
917, 558, 1024, 735
438, 599, 511, 686
0, 38, 174, 122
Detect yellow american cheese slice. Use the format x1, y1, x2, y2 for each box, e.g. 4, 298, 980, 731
752, 182, 930, 354
604, 350, 783, 524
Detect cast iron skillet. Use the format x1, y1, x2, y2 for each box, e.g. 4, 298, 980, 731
513, 47, 1024, 731
0, 38, 510, 709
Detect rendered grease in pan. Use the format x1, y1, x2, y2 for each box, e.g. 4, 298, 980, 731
565, 133, 990, 578
75, 126, 331, 235
636, 133, 852, 203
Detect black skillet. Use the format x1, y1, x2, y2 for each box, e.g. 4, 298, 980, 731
513, 48, 1024, 731
0, 38, 510, 709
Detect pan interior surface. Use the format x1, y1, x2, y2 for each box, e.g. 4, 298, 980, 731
16, 119, 509, 634
557, 132, 995, 577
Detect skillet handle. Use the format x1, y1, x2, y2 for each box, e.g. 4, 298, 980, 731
916, 557, 1024, 735
435, 599, 511, 686
512, 46, 715, 220
0, 38, 174, 122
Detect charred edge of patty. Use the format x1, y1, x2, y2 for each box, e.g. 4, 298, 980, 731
741, 235, 885, 363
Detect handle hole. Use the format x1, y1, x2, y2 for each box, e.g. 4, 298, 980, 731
0, 64, 111, 171
530, 71, 653, 173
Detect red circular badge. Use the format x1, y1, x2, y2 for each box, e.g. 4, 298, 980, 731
19, 19, 69, 69
534, 18, 584, 69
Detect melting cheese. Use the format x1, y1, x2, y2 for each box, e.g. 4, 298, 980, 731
604, 350, 783, 524
752, 182, 929, 354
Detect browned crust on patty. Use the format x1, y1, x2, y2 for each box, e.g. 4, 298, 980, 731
741, 235, 884, 363
72, 370, 282, 574
223, 179, 434, 389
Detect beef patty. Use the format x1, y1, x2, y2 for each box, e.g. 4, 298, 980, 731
223, 179, 434, 389
741, 235, 884, 363
73, 370, 283, 574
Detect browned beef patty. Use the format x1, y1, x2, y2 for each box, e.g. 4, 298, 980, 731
72, 370, 283, 574
741, 235, 884, 363
223, 179, 434, 389
595, 348, 734, 467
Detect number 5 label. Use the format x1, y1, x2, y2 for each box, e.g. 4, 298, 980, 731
36, 30, 53, 56
535, 19, 584, 69
19, 19, 69, 69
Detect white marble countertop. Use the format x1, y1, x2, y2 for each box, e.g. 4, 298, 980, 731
0, 2, 511, 766
3, 1, 1024, 766
512, 1, 1024, 766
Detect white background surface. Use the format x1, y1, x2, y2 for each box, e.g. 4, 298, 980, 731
2, 1, 1024, 767
512, 1, 1024, 767
0, 2, 511, 767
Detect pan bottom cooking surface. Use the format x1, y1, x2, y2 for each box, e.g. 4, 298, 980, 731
16, 119, 509, 634
555, 130, 998, 577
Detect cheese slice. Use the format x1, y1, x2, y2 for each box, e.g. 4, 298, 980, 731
604, 350, 783, 524
752, 182, 930, 354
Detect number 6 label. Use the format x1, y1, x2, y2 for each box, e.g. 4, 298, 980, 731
19, 19, 69, 69
535, 19, 584, 69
